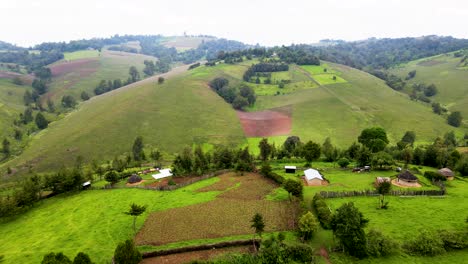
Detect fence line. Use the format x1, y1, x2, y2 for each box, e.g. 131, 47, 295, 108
319, 189, 445, 198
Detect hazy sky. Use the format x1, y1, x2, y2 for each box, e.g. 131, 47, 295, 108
2, 0, 468, 47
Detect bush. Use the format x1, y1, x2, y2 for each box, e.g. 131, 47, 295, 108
114, 239, 142, 264
438, 230, 468, 250
298, 211, 318, 241
41, 252, 72, 264
424, 171, 446, 182
283, 243, 315, 263
367, 229, 399, 257
73, 252, 93, 264
403, 230, 446, 256
337, 158, 350, 168
312, 194, 332, 229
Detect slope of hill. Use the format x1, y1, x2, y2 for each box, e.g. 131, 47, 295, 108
389, 52, 468, 119
2, 57, 464, 175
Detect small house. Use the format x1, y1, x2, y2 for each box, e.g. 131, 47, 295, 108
284, 166, 297, 174
82, 181, 91, 189
128, 174, 143, 184
152, 168, 173, 180
438, 168, 454, 181
397, 170, 419, 187
304, 168, 325, 186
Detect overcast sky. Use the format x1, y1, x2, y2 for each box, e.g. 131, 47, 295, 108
2, 0, 468, 47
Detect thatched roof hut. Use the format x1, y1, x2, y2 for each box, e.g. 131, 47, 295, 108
438, 168, 455, 180
128, 174, 143, 184
398, 170, 418, 183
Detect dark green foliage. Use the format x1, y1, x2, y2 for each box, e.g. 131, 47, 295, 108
347, 141, 360, 159
358, 127, 389, 152
375, 180, 392, 209
283, 179, 303, 200
258, 138, 272, 161
125, 203, 146, 234
322, 137, 338, 162
113, 239, 142, 264
188, 62, 201, 70
232, 96, 249, 110
403, 230, 446, 256
32, 79, 48, 94
250, 213, 265, 238
302, 140, 321, 163
193, 146, 209, 175
34, 67, 52, 80
128, 66, 140, 83
80, 91, 90, 101
456, 155, 468, 176
406, 70, 416, 80
243, 63, 289, 81
366, 229, 399, 257
432, 102, 446, 115
72, 252, 93, 264
172, 148, 193, 175
438, 230, 468, 250
424, 171, 447, 182
14, 175, 42, 207
62, 95, 77, 108
209, 77, 256, 109
209, 77, 229, 91
239, 85, 256, 106
356, 145, 372, 167
104, 170, 119, 185
447, 111, 463, 127
298, 211, 318, 241
35, 112, 48, 129
2, 138, 10, 156
132, 136, 145, 161
42, 168, 84, 194
157, 77, 164, 84
312, 194, 332, 229
371, 151, 394, 170
283, 136, 301, 155
398, 131, 416, 148
23, 90, 33, 105
41, 252, 72, 264
331, 202, 369, 258
337, 158, 350, 168
12, 76, 23, 85
385, 74, 406, 90
424, 84, 438, 97
47, 98, 55, 112
143, 60, 155, 76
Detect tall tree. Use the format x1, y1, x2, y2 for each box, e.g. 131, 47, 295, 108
128, 66, 140, 83
283, 179, 303, 200
35, 112, 48, 129
375, 181, 392, 209
132, 136, 145, 161
113, 239, 142, 264
2, 138, 10, 157
302, 141, 321, 164
250, 213, 265, 251
331, 202, 369, 258
258, 138, 272, 161
447, 111, 462, 127
358, 127, 389, 152
298, 211, 318, 241
124, 203, 147, 235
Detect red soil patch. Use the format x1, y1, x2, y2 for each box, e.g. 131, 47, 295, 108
0, 71, 34, 84
141, 246, 252, 264
237, 107, 292, 137
49, 58, 98, 77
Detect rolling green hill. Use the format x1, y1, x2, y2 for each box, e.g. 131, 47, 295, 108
389, 52, 468, 119
2, 58, 465, 175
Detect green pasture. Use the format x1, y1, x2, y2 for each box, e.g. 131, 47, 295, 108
312, 73, 347, 85
0, 178, 221, 263
63, 50, 100, 61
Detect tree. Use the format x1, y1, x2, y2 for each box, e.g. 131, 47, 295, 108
370, 151, 394, 170
72, 252, 93, 264
443, 131, 458, 148
80, 91, 90, 101
157, 77, 164, 84
456, 155, 468, 176
2, 138, 10, 157
337, 158, 350, 168
61, 95, 77, 108
193, 146, 209, 175
47, 98, 55, 112
113, 239, 142, 264
23, 90, 33, 105
322, 137, 338, 162
447, 111, 462, 127
283, 179, 303, 200
132, 136, 145, 161
302, 141, 321, 164
376, 181, 392, 209
128, 66, 140, 83
239, 85, 256, 106
41, 252, 72, 264
401, 146, 413, 168
232, 95, 249, 110
150, 149, 161, 165
35, 112, 48, 129
258, 138, 272, 161
331, 202, 369, 258
32, 79, 48, 94
283, 136, 301, 154
125, 203, 147, 235
23, 107, 33, 124
298, 211, 318, 241
424, 84, 438, 97
104, 170, 119, 185
398, 131, 416, 149
143, 60, 155, 76
251, 213, 265, 251
358, 127, 389, 152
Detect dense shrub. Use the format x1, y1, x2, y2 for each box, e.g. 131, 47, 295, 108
367, 229, 399, 257
114, 239, 142, 264
337, 158, 350, 168
424, 171, 446, 182
438, 230, 468, 250
403, 230, 446, 256
312, 194, 332, 229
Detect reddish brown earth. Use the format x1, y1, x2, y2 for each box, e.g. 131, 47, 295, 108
0, 71, 34, 84
49, 58, 99, 77
237, 107, 292, 137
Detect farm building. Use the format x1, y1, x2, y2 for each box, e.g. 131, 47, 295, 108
438, 168, 454, 180
304, 168, 326, 186
284, 166, 297, 173
397, 170, 419, 187
152, 168, 173, 180
375, 177, 391, 185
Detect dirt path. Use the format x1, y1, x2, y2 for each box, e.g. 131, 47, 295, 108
319, 246, 331, 264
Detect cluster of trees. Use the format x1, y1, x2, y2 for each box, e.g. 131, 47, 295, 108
0, 50, 63, 72
94, 79, 123, 95
172, 145, 255, 176
108, 45, 138, 53
243, 63, 289, 82
143, 59, 170, 76
41, 252, 93, 264
0, 168, 86, 218
208, 77, 256, 110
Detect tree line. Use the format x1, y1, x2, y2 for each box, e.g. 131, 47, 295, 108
209, 77, 256, 110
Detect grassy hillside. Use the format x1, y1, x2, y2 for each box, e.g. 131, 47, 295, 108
3, 65, 246, 174
389, 52, 468, 119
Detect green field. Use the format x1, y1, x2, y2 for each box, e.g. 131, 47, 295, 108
390, 52, 468, 119
63, 50, 100, 61
0, 178, 221, 263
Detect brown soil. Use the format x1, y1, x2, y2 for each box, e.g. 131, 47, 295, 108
0, 71, 34, 84
146, 175, 202, 188
126, 180, 146, 186
49, 58, 98, 77
140, 246, 252, 264
319, 247, 331, 264
237, 106, 292, 137
391, 179, 422, 188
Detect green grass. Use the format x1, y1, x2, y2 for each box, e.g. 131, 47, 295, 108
0, 177, 221, 263
244, 136, 289, 156
389, 52, 468, 120
63, 50, 100, 61
312, 73, 347, 85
